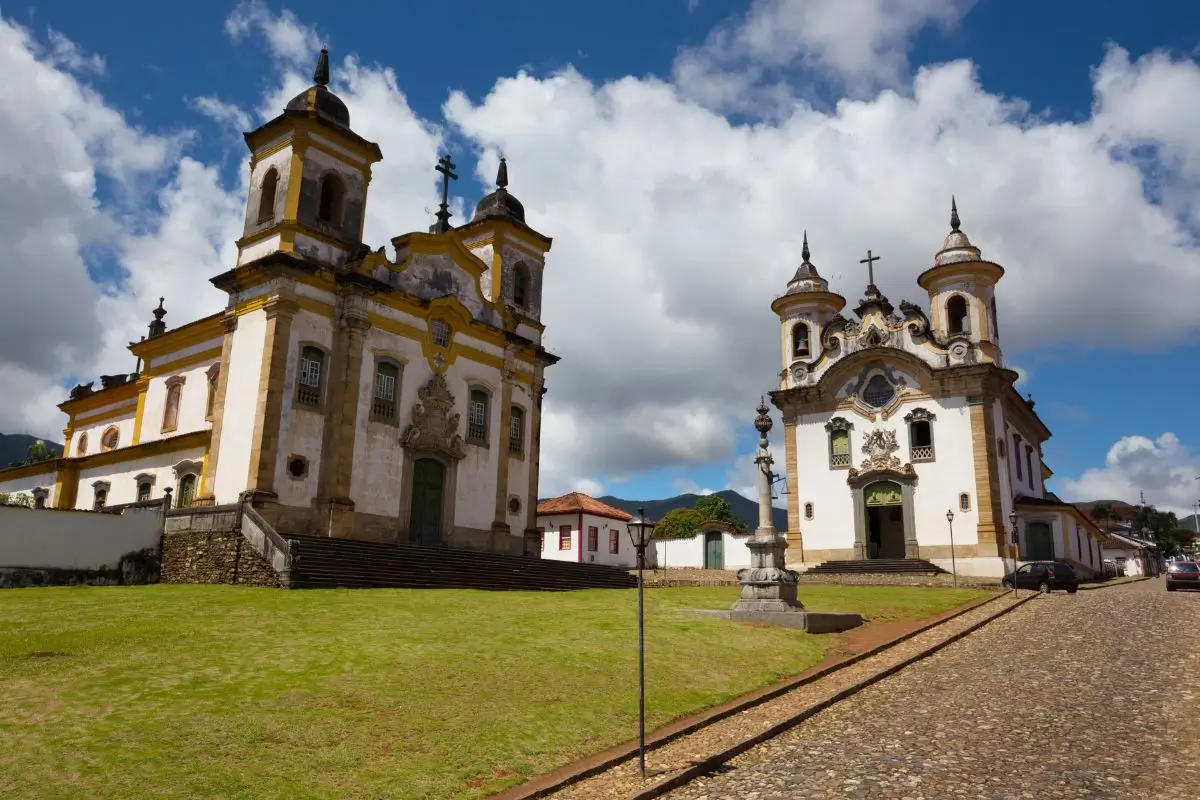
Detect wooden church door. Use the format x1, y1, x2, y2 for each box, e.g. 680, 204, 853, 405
410, 458, 446, 547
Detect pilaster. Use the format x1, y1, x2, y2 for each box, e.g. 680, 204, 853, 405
244, 294, 298, 520
490, 355, 518, 549
199, 311, 238, 501
968, 393, 1005, 556
523, 373, 546, 556
53, 460, 79, 510
782, 418, 803, 562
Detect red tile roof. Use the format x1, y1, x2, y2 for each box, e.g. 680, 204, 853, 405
536, 492, 634, 521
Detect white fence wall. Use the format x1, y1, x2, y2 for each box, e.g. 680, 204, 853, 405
0, 505, 162, 569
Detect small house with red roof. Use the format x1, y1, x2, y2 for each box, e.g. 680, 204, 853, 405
536, 492, 639, 567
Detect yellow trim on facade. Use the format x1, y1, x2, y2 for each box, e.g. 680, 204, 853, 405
71, 430, 211, 470
58, 380, 140, 416
247, 138, 293, 171
72, 401, 138, 428
282, 146, 306, 222
0, 458, 60, 482
129, 314, 224, 361
131, 377, 150, 445
143, 346, 224, 378
235, 219, 351, 253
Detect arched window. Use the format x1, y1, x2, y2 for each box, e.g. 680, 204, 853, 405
205, 364, 220, 421
467, 388, 490, 443
297, 346, 325, 407
946, 294, 969, 334
804, 502, 814, 520
791, 323, 811, 359
372, 360, 401, 421
513, 263, 531, 310
861, 374, 895, 408
959, 492, 971, 512
101, 426, 120, 452
162, 381, 183, 433
177, 474, 197, 508
92, 482, 109, 511
508, 406, 525, 455
317, 173, 344, 224
257, 167, 279, 223
825, 417, 853, 469
989, 296, 999, 340
905, 408, 936, 462
32, 488, 48, 509
76, 433, 88, 456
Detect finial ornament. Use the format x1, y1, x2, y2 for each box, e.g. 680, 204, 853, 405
801, 230, 810, 262
313, 47, 330, 87
496, 156, 509, 190
148, 297, 168, 339
950, 195, 960, 232
754, 397, 773, 436
432, 154, 459, 233
153, 297, 166, 321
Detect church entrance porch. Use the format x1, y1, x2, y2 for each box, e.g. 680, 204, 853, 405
851, 475, 920, 560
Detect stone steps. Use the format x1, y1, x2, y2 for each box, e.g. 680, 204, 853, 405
802, 558, 949, 575
283, 535, 638, 590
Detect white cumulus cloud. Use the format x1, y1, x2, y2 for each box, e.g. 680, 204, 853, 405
1057, 433, 1200, 518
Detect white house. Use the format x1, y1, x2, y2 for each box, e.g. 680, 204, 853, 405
536, 493, 636, 567
1100, 528, 1156, 576
767, 209, 1103, 578
653, 521, 752, 571
0, 49, 558, 557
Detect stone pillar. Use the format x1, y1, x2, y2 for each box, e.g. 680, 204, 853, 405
523, 374, 546, 556
851, 487, 868, 559
782, 416, 804, 563
243, 294, 298, 524
313, 291, 370, 538
199, 311, 238, 502
490, 354, 518, 551
967, 391, 1005, 557
902, 482, 920, 559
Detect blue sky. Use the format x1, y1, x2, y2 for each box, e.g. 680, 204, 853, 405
5, 1, 1200, 510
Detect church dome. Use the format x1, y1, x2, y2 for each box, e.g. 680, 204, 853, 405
934, 197, 982, 266
285, 48, 350, 128
785, 232, 831, 294
471, 157, 525, 223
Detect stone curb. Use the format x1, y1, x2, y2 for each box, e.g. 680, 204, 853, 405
626, 591, 1037, 800
490, 591, 1005, 800
1078, 576, 1151, 590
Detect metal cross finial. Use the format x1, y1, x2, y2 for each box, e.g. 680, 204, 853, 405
433, 154, 458, 233
801, 230, 810, 262
950, 195, 961, 232
859, 249, 881, 288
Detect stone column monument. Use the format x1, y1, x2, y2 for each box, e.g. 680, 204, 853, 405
728, 400, 862, 633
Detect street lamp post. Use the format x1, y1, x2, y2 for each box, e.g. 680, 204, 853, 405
945, 509, 958, 586
1008, 511, 1019, 595
626, 507, 657, 780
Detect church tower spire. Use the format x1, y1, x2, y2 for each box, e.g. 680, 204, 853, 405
769, 233, 846, 390
232, 46, 383, 271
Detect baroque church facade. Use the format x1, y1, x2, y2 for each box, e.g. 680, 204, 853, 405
770, 203, 1106, 577
0, 50, 557, 555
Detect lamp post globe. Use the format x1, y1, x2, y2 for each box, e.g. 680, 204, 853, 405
946, 509, 954, 524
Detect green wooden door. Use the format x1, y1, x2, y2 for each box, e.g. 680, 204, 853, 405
704, 532, 724, 570
1025, 522, 1054, 561
410, 458, 446, 547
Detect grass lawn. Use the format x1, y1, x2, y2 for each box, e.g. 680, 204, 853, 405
0, 584, 990, 800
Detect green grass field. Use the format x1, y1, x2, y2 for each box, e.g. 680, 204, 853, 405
0, 584, 990, 800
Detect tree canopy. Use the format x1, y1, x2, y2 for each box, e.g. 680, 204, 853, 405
0, 492, 33, 508
652, 495, 749, 541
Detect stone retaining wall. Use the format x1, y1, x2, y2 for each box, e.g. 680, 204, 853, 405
631, 567, 1003, 589
635, 568, 741, 587
160, 531, 279, 587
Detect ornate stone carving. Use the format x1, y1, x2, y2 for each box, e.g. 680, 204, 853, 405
903, 407, 936, 424
69, 382, 95, 400
860, 429, 902, 472
824, 416, 853, 433
401, 373, 466, 460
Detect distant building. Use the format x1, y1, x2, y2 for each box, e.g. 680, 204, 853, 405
536, 493, 636, 567
653, 522, 752, 571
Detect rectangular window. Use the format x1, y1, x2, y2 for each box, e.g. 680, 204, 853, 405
508, 407, 524, 455
298, 347, 324, 407
830, 430, 851, 468
587, 526, 599, 552
468, 390, 489, 442
1025, 447, 1034, 487
558, 525, 571, 551
609, 529, 619, 554
430, 319, 451, 347
1013, 436, 1023, 481
137, 483, 151, 503
372, 362, 399, 420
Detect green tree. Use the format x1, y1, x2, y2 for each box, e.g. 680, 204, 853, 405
653, 508, 703, 540
1090, 502, 1117, 533
0, 492, 34, 508
693, 494, 749, 534
25, 440, 52, 464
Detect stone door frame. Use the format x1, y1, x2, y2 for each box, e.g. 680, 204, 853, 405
397, 450, 459, 546
849, 470, 919, 560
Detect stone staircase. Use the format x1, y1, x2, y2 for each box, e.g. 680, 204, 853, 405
283, 535, 638, 590
802, 558, 949, 576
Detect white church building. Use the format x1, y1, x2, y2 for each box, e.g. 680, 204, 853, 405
0, 49, 557, 556
769, 203, 1105, 578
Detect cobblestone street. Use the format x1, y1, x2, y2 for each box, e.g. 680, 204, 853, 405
667, 580, 1200, 800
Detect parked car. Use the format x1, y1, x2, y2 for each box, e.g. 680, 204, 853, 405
1165, 561, 1200, 592
1001, 561, 1079, 594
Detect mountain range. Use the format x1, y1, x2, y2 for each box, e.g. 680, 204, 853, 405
0, 434, 62, 468
597, 490, 787, 532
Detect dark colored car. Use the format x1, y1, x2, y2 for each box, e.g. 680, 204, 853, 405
1166, 561, 1200, 591
1001, 561, 1079, 594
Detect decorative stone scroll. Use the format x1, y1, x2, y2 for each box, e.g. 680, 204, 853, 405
903, 407, 936, 424
859, 429, 902, 472
401, 373, 466, 460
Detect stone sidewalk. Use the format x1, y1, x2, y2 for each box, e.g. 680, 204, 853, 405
665, 578, 1200, 800
542, 592, 1028, 799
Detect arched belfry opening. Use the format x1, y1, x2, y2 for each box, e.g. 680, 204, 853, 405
946, 294, 969, 334
318, 173, 345, 225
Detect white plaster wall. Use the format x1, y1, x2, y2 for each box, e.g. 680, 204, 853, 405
449, 359, 503, 532
139, 358, 220, 444
575, 513, 638, 567
349, 330, 418, 517
213, 309, 267, 503
309, 133, 367, 165
0, 470, 56, 499
537, 515, 580, 562
993, 402, 1015, 525
239, 233, 283, 265
792, 416, 857, 552
75, 447, 207, 509
0, 505, 162, 569
293, 232, 349, 268
1004, 417, 1042, 499
274, 309, 333, 509
653, 532, 752, 569
72, 406, 136, 457
463, 239, 495, 299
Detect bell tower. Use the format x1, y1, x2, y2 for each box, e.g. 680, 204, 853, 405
769, 233, 847, 389
916, 198, 1006, 365
235, 48, 383, 270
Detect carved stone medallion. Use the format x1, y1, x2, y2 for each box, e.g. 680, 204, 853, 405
860, 429, 902, 472
401, 373, 466, 460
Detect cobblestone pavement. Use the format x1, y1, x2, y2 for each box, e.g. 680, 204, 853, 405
666, 579, 1200, 800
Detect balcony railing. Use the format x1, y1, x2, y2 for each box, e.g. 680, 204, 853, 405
830, 453, 851, 468
911, 445, 935, 461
